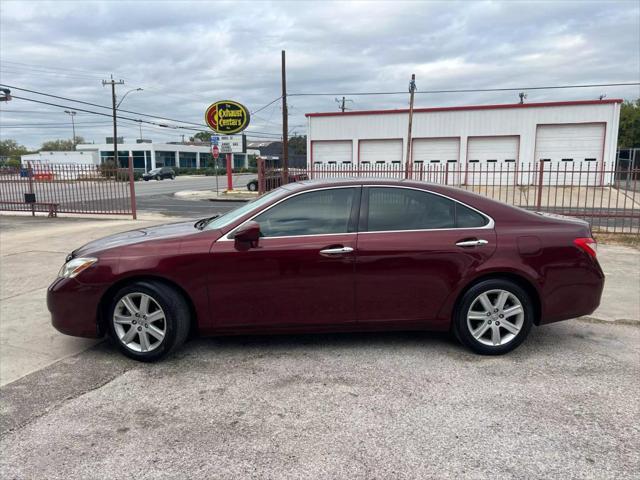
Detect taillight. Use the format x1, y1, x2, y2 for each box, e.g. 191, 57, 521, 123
574, 237, 597, 258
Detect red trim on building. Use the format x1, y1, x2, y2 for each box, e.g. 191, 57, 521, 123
305, 99, 623, 118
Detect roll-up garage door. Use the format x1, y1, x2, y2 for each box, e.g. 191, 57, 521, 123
412, 138, 460, 184
535, 124, 605, 186
467, 136, 519, 185
359, 139, 403, 166
312, 141, 353, 165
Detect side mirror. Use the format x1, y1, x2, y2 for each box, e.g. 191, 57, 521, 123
234, 221, 261, 248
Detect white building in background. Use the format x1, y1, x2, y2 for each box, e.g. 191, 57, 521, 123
21, 150, 100, 165
305, 99, 622, 185
75, 141, 257, 171
22, 141, 260, 171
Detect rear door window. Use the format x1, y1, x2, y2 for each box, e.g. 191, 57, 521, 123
364, 187, 487, 231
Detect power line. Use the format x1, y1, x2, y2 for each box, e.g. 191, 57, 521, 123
288, 82, 640, 97
251, 95, 282, 115
1, 84, 285, 137
5, 96, 296, 140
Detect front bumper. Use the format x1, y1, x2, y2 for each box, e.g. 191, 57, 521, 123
47, 277, 106, 338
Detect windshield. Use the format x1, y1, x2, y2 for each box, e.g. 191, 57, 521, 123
203, 188, 285, 231
148, 168, 160, 174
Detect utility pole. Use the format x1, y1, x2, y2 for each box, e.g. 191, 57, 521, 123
281, 50, 289, 184
405, 73, 416, 178
102, 75, 125, 165
335, 96, 353, 112
64, 110, 77, 148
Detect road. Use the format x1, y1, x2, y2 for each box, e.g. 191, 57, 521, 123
1, 320, 638, 479
136, 174, 255, 217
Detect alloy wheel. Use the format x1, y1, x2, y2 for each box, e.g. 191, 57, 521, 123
466, 289, 524, 347
113, 292, 166, 353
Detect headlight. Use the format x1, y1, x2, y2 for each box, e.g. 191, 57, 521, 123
58, 257, 98, 278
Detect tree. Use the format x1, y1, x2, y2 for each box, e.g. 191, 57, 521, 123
0, 139, 30, 164
618, 99, 640, 148
41, 136, 85, 151
288, 135, 307, 155
190, 131, 212, 143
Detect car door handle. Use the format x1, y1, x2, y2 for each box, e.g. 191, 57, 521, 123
456, 239, 489, 247
319, 246, 354, 257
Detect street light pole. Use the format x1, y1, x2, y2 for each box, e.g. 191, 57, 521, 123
116, 87, 143, 109
64, 110, 77, 148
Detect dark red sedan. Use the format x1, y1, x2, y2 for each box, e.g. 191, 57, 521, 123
48, 179, 604, 361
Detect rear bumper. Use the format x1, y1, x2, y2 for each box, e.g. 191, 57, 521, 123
47, 277, 106, 338
539, 259, 605, 324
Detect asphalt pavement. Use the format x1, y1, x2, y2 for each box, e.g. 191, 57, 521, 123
136, 174, 254, 217
1, 320, 638, 479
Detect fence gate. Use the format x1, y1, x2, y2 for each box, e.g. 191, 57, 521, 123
0, 161, 137, 218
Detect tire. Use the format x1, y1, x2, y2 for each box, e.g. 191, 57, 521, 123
453, 279, 533, 355
247, 182, 257, 191
144, 178, 149, 182
106, 281, 190, 362
155, 176, 160, 181
171, 174, 176, 180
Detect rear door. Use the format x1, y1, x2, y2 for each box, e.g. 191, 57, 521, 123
355, 186, 496, 325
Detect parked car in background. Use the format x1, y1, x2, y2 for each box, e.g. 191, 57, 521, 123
246, 172, 309, 191
48, 179, 604, 361
142, 167, 176, 181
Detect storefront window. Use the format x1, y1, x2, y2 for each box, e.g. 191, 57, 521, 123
179, 152, 197, 168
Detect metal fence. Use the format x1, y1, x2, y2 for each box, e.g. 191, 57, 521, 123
259, 161, 640, 234
0, 161, 137, 217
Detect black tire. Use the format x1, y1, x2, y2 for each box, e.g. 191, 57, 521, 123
171, 174, 176, 180
453, 279, 533, 355
247, 181, 257, 192
106, 281, 190, 362
144, 178, 149, 181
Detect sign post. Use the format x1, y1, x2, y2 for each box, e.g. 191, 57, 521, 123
205, 101, 250, 192
211, 136, 220, 195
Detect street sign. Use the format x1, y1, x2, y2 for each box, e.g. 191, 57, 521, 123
210, 135, 220, 146
212, 145, 220, 160
218, 135, 246, 154
205, 100, 251, 134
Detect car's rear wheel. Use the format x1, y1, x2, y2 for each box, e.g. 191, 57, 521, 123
107, 281, 190, 361
453, 279, 533, 355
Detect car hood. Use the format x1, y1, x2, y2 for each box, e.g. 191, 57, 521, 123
71, 221, 199, 257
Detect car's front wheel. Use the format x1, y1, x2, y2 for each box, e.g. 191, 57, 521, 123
107, 281, 190, 361
453, 279, 533, 355
247, 181, 257, 191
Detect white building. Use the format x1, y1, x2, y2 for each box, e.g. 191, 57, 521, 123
305, 99, 622, 185
75, 141, 256, 171
21, 150, 100, 165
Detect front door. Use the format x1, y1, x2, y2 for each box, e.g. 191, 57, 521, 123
209, 186, 361, 329
355, 186, 496, 325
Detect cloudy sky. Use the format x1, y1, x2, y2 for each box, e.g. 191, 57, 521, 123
1, 0, 639, 149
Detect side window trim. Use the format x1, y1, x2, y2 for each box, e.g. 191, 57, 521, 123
224, 186, 361, 240
358, 185, 493, 233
